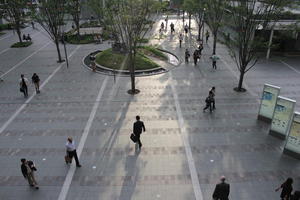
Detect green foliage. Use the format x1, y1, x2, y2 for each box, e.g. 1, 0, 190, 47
65, 34, 95, 44
0, 32, 6, 36
138, 46, 168, 60
137, 38, 149, 43
80, 21, 101, 28
95, 48, 160, 70
11, 41, 32, 48
0, 23, 13, 31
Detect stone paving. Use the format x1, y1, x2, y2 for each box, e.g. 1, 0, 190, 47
0, 15, 300, 200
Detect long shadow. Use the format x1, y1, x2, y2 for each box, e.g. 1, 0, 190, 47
118, 150, 141, 200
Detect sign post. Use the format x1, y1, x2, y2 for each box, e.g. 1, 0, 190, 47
257, 84, 280, 123
284, 112, 300, 159
269, 96, 296, 139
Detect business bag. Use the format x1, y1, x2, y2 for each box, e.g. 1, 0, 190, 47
130, 133, 137, 143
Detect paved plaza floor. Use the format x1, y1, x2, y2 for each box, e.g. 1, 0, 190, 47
0, 15, 300, 200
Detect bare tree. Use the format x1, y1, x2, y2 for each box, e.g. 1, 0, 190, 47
33, 0, 66, 62
1, 0, 27, 43
226, 0, 291, 92
103, 0, 159, 94
204, 0, 229, 54
66, 0, 81, 38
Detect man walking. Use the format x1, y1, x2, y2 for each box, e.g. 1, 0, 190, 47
203, 91, 214, 113
19, 74, 29, 98
32, 73, 40, 93
185, 49, 190, 63
65, 137, 82, 167
211, 54, 219, 69
213, 176, 230, 200
133, 116, 146, 149
179, 33, 183, 48
206, 30, 210, 43
210, 86, 216, 109
21, 158, 39, 189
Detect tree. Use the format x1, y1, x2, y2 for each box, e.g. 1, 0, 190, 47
226, 0, 291, 92
102, 0, 159, 94
32, 0, 67, 62
204, 0, 229, 54
87, 0, 105, 25
183, 0, 203, 41
66, 0, 81, 39
1, 0, 27, 43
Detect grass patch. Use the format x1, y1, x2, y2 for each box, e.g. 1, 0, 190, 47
138, 46, 168, 60
11, 41, 32, 48
137, 38, 149, 43
0, 23, 13, 31
0, 32, 5, 36
95, 48, 160, 70
65, 34, 95, 44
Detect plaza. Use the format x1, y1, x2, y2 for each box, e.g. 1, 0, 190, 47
0, 13, 300, 200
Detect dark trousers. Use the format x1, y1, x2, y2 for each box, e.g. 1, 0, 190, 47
22, 85, 28, 97
213, 61, 217, 69
211, 99, 215, 109
203, 102, 212, 112
135, 134, 142, 148
194, 57, 197, 65
68, 150, 80, 166
179, 40, 182, 48
185, 56, 189, 63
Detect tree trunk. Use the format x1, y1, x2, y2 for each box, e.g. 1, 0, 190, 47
129, 47, 136, 93
198, 12, 201, 41
182, 10, 185, 25
213, 31, 217, 54
76, 20, 80, 39
16, 24, 22, 43
188, 14, 191, 29
237, 68, 245, 91
55, 38, 63, 62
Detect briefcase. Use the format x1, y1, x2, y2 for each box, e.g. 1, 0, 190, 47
130, 133, 137, 143
65, 155, 72, 164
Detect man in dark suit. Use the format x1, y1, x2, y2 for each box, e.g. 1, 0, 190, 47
133, 115, 146, 149
213, 176, 230, 200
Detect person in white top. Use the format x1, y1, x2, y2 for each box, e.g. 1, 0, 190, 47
65, 137, 81, 167
19, 74, 29, 98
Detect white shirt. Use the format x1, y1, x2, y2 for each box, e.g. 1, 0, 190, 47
66, 141, 76, 152
19, 78, 29, 87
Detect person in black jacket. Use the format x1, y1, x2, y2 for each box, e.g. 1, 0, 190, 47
213, 176, 230, 200
20, 158, 39, 189
276, 177, 293, 200
133, 115, 146, 149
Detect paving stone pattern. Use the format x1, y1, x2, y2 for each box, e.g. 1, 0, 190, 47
0, 16, 300, 200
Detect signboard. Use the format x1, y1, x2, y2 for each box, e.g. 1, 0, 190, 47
284, 112, 300, 157
269, 96, 296, 139
258, 84, 280, 122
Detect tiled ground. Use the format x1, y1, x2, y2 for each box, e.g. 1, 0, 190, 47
0, 15, 300, 200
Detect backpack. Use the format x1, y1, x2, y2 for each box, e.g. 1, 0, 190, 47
27, 160, 37, 171
205, 97, 211, 103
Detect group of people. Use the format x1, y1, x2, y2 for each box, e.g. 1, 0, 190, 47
184, 43, 204, 65
20, 116, 146, 189
19, 73, 40, 98
23, 34, 32, 42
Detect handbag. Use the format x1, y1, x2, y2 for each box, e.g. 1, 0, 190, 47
20, 87, 24, 92
130, 133, 137, 143
64, 154, 72, 164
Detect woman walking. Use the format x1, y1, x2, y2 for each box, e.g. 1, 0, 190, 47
32, 73, 40, 93
276, 177, 293, 200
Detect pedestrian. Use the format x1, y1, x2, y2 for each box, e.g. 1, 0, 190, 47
31, 21, 35, 29
91, 61, 96, 72
193, 50, 199, 65
23, 34, 27, 41
210, 86, 216, 109
26, 34, 32, 42
179, 33, 183, 48
161, 22, 164, 30
211, 54, 219, 69
133, 115, 146, 149
19, 74, 29, 98
291, 191, 300, 200
170, 22, 175, 34
185, 49, 190, 63
203, 91, 214, 113
198, 43, 203, 55
31, 73, 40, 93
65, 137, 82, 167
205, 30, 210, 43
20, 158, 39, 189
165, 16, 168, 30
184, 24, 188, 34
212, 176, 230, 200
275, 177, 293, 200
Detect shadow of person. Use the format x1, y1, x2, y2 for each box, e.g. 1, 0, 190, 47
118, 153, 140, 200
